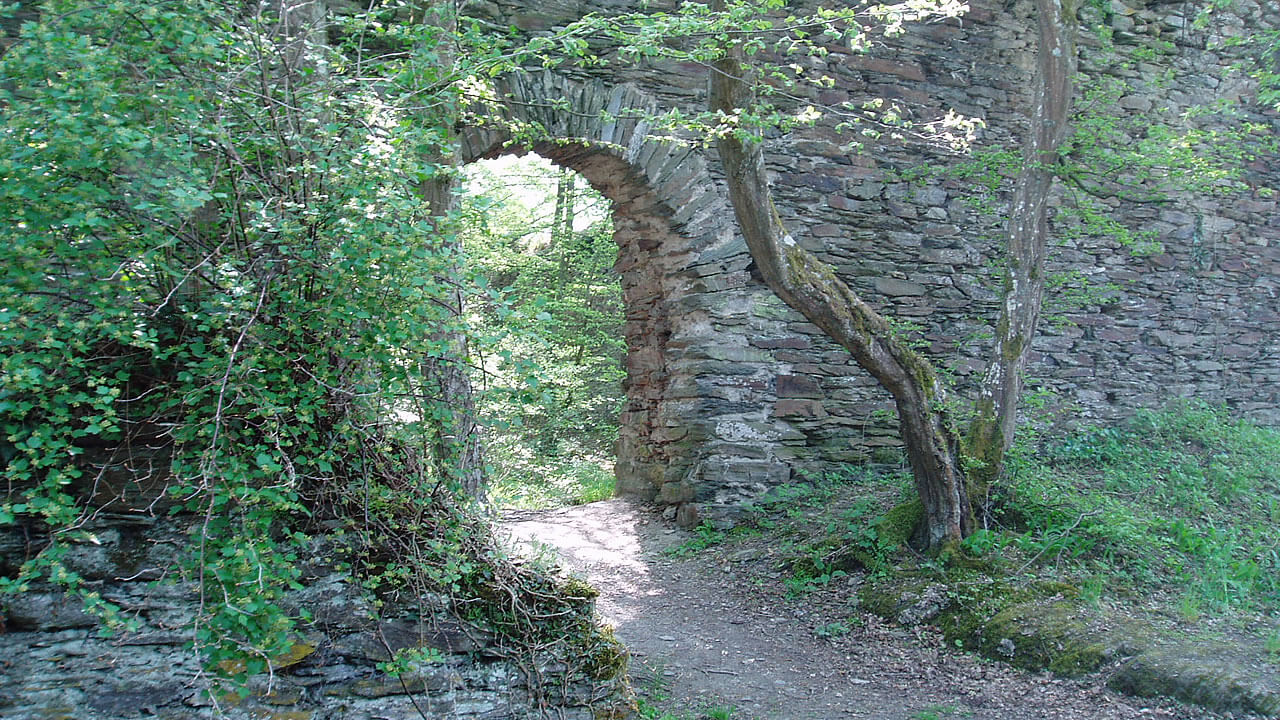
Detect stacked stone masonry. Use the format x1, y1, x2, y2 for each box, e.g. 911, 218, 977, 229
465, 0, 1280, 523
0, 517, 624, 719
4, 1, 1278, 716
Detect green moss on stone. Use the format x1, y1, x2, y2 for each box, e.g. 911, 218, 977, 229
581, 623, 629, 681
560, 576, 600, 602
959, 596, 1106, 677
861, 567, 1111, 678
857, 573, 933, 617
875, 498, 923, 550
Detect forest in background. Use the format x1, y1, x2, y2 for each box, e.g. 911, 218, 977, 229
461, 156, 624, 509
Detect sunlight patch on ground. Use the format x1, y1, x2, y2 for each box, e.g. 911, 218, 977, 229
500, 499, 667, 625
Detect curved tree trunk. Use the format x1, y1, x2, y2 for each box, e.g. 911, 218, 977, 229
966, 0, 1079, 501
708, 0, 1078, 550
710, 43, 972, 552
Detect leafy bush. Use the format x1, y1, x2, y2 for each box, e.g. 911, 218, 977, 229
0, 0, 610, 687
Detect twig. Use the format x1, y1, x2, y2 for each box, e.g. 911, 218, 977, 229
1015, 508, 1104, 575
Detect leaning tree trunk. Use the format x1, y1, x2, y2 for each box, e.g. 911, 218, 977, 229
710, 39, 973, 551
966, 0, 1079, 501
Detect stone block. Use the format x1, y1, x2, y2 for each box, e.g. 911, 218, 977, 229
350, 668, 465, 698
920, 248, 971, 264
874, 278, 927, 297
1119, 95, 1153, 112
849, 181, 885, 200
828, 194, 871, 211
657, 481, 696, 504
675, 503, 700, 528
776, 374, 824, 399
849, 56, 927, 81
751, 336, 811, 350
774, 399, 828, 418
3, 592, 96, 631
1149, 330, 1196, 348
922, 222, 960, 236
615, 462, 661, 500
1096, 328, 1139, 342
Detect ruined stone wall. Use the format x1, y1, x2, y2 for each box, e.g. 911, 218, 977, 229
0, 516, 625, 719
3, 3, 1277, 717
471, 0, 1280, 519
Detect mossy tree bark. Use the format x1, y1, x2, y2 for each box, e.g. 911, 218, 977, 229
709, 0, 1078, 550
966, 0, 1078, 500
711, 45, 972, 552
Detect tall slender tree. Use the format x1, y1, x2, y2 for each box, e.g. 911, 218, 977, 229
414, 0, 488, 497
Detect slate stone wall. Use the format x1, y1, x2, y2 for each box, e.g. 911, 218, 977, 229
0, 517, 625, 719
4, 2, 1277, 717
469, 0, 1280, 520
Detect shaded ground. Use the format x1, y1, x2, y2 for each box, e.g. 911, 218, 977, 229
501, 498, 1260, 720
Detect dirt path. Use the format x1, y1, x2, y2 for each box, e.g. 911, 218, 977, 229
501, 498, 1235, 720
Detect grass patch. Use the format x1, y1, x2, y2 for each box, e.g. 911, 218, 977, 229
1266, 628, 1280, 664
718, 402, 1279, 621
996, 400, 1280, 614
635, 703, 741, 720
665, 522, 730, 557
911, 705, 969, 720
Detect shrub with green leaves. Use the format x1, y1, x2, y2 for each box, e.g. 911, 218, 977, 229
0, 0, 582, 681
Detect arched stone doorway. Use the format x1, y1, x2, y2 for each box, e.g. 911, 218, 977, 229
459, 71, 797, 525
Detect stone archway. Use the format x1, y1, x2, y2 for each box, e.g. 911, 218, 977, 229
459, 72, 798, 525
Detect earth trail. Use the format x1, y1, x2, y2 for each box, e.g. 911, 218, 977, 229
501, 498, 1230, 720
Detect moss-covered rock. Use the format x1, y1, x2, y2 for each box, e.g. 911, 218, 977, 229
972, 601, 1107, 676
859, 565, 1280, 716
875, 498, 923, 550
581, 624, 629, 682
1109, 644, 1280, 716
861, 570, 1114, 676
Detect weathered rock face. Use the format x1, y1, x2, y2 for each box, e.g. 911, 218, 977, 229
462, 0, 1280, 521
0, 518, 627, 719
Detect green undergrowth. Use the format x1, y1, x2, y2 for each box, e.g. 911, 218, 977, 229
663, 465, 914, 566
463, 156, 626, 513
997, 400, 1280, 616
804, 401, 1280, 621
691, 402, 1279, 681
635, 701, 741, 720
708, 466, 917, 593
488, 445, 617, 509
0, 2, 627, 704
